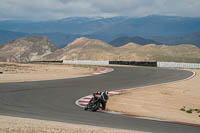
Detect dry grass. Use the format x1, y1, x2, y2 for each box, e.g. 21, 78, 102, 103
0, 115, 143, 133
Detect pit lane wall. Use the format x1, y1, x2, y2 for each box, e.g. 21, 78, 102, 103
157, 62, 200, 69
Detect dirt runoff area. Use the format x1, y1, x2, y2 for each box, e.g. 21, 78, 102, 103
0, 62, 102, 83
107, 69, 200, 125
0, 115, 146, 133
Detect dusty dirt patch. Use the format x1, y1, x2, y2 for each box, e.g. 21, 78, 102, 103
107, 69, 200, 125
0, 115, 144, 133
0, 62, 102, 83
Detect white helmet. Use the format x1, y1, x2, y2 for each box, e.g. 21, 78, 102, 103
104, 90, 109, 95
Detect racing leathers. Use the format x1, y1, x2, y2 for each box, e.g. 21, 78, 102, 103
94, 91, 109, 110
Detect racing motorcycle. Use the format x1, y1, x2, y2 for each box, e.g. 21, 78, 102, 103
84, 93, 102, 112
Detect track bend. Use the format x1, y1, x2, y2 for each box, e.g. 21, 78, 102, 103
0, 66, 199, 133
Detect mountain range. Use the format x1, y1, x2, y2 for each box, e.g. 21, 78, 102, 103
1, 37, 199, 63
0, 15, 200, 47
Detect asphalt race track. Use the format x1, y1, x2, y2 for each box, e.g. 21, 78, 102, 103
0, 66, 199, 133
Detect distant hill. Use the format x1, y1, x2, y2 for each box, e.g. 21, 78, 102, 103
152, 32, 200, 47
0, 29, 81, 48
31, 33, 81, 48
44, 37, 118, 61
110, 36, 161, 46
119, 43, 200, 63
44, 37, 200, 63
119, 42, 141, 49
0, 37, 58, 62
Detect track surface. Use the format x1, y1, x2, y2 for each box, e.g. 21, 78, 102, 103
0, 66, 199, 133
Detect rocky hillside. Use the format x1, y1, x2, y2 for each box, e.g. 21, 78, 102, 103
44, 37, 119, 61
45, 38, 200, 63
0, 37, 58, 62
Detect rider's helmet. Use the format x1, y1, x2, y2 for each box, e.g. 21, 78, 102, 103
103, 90, 109, 101
104, 90, 109, 95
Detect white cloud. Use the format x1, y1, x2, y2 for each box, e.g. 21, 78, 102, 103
0, 0, 200, 20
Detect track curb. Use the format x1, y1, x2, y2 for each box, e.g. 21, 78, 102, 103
91, 67, 113, 76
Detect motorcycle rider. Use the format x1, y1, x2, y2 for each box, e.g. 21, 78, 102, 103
94, 90, 109, 110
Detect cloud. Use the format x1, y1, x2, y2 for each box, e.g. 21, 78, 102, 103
0, 0, 200, 20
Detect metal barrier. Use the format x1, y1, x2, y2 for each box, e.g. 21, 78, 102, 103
109, 61, 157, 67
31, 61, 63, 63
62, 60, 200, 68
157, 62, 200, 69
63, 60, 109, 65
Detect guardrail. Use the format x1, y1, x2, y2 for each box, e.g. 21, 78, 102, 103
109, 61, 157, 67
63, 60, 109, 65
31, 61, 63, 63
62, 60, 200, 68
63, 60, 156, 66
157, 62, 200, 69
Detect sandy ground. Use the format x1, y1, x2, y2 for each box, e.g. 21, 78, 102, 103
107, 69, 200, 125
0, 62, 102, 83
0, 115, 144, 133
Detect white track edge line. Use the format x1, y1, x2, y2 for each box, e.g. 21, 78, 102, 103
122, 70, 195, 92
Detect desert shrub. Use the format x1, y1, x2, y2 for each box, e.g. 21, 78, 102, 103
186, 109, 193, 114
195, 109, 200, 113
180, 106, 186, 111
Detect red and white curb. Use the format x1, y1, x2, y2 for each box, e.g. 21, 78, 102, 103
91, 68, 113, 75
75, 90, 124, 108
75, 67, 115, 108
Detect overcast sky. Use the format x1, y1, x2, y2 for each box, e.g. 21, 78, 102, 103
0, 0, 200, 21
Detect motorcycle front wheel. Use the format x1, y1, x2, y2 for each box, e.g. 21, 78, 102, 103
91, 102, 100, 112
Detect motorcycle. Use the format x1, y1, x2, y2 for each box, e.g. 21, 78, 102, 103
84, 94, 102, 112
